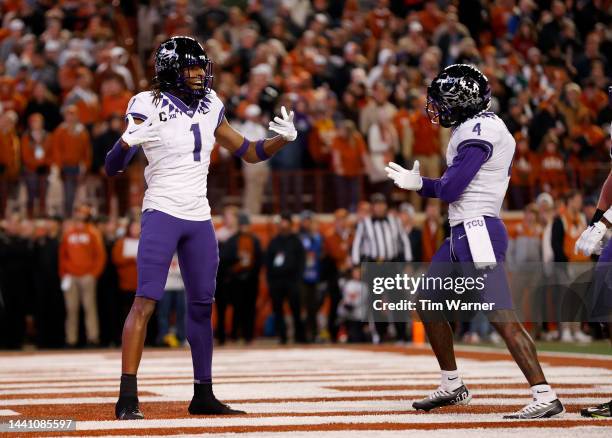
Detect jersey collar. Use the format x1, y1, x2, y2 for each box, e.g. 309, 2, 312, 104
161, 92, 212, 118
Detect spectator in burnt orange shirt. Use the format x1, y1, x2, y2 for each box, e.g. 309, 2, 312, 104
331, 120, 367, 212
58, 54, 83, 97
50, 104, 92, 216
508, 203, 542, 263
510, 134, 538, 209
112, 220, 140, 331
538, 137, 568, 198
0, 110, 20, 215
417, 2, 445, 35
558, 82, 590, 139
366, 0, 392, 39
59, 205, 106, 347
99, 74, 131, 121
308, 101, 335, 167
64, 68, 100, 127
572, 113, 606, 149
21, 113, 52, 216
0, 76, 26, 115
580, 79, 608, 119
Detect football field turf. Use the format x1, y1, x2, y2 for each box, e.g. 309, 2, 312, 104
0, 344, 610, 437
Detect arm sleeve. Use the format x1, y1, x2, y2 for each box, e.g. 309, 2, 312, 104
417, 143, 490, 203
104, 140, 139, 176
125, 94, 151, 121
105, 93, 152, 176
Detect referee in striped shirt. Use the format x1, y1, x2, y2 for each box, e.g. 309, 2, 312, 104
351, 193, 413, 265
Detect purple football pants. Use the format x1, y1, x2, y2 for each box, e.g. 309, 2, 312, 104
593, 239, 612, 316
137, 209, 218, 383
599, 239, 612, 263
428, 216, 513, 309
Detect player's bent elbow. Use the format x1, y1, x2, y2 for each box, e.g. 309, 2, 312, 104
439, 190, 460, 204
104, 164, 116, 177
242, 154, 260, 164
104, 163, 121, 177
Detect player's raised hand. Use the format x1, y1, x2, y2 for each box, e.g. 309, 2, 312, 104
575, 222, 606, 256
385, 160, 423, 191
269, 106, 297, 141
121, 114, 161, 147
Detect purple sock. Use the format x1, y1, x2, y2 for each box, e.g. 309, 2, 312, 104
187, 302, 213, 383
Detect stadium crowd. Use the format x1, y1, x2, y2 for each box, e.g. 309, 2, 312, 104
0, 0, 610, 217
0, 0, 611, 349
0, 193, 608, 350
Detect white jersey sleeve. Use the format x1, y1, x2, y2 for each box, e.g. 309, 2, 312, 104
125, 92, 156, 121
445, 112, 515, 226
449, 114, 500, 162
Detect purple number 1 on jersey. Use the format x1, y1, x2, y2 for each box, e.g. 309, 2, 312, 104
190, 123, 202, 161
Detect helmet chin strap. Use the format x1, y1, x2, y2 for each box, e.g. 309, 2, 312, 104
175, 67, 210, 102
173, 88, 196, 105
171, 76, 205, 104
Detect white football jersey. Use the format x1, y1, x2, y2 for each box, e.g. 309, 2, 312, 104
126, 90, 225, 221
446, 112, 515, 226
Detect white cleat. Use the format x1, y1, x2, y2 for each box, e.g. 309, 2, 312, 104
503, 399, 565, 419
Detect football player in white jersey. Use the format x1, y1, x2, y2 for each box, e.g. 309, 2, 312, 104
385, 65, 564, 419
105, 36, 297, 419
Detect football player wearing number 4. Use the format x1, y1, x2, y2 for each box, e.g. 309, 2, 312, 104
386, 65, 564, 419
105, 36, 297, 420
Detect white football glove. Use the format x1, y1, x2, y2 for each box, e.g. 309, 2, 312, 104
574, 222, 607, 256
269, 106, 297, 141
385, 160, 423, 191
121, 114, 161, 147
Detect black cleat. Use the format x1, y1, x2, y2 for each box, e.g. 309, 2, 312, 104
503, 398, 565, 419
115, 397, 144, 420
580, 400, 611, 418
188, 396, 245, 415
413, 385, 472, 411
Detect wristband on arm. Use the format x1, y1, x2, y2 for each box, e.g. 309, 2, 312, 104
105, 140, 138, 176
233, 138, 250, 158
591, 207, 612, 226
590, 209, 605, 225
255, 139, 269, 161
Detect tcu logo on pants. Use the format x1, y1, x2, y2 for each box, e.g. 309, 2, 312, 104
465, 218, 485, 229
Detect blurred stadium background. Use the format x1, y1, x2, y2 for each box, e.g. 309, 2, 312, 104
0, 0, 610, 351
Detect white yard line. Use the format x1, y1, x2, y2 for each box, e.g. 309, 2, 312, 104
70, 413, 608, 431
